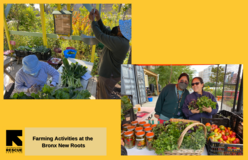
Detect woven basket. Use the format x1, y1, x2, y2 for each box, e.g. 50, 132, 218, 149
163, 120, 207, 155
170, 118, 200, 123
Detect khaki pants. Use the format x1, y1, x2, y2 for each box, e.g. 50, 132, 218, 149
97, 76, 121, 99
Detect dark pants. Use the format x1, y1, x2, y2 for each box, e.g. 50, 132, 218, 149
97, 76, 121, 99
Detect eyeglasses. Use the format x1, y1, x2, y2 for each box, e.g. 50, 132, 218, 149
191, 82, 200, 86
180, 80, 188, 85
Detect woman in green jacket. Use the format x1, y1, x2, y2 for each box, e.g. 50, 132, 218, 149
154, 73, 190, 124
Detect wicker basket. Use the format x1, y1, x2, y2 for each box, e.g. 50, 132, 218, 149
170, 118, 200, 123
163, 120, 207, 155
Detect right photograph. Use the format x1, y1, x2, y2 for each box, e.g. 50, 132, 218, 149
121, 64, 243, 156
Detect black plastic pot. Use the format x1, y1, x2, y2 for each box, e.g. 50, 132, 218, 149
15, 49, 27, 57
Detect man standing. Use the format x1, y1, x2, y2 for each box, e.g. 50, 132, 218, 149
89, 9, 131, 99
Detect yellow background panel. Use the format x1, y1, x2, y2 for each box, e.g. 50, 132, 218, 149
1, 0, 247, 159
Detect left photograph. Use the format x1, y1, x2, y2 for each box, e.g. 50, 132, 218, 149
3, 3, 132, 99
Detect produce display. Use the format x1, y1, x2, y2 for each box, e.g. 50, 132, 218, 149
11, 85, 91, 99
151, 121, 206, 155
11, 92, 33, 99
188, 96, 217, 113
205, 123, 241, 146
61, 58, 87, 88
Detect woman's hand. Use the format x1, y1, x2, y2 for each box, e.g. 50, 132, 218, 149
191, 108, 200, 114
94, 9, 101, 21
88, 9, 94, 21
202, 106, 212, 113
154, 114, 160, 119
121, 139, 124, 146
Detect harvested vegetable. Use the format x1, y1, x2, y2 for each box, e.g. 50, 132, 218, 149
11, 92, 33, 99
61, 58, 87, 88
30, 84, 91, 99
152, 121, 206, 154
188, 96, 217, 113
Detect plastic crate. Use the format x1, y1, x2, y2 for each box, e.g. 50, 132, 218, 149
207, 135, 243, 155
201, 117, 243, 155
41, 49, 52, 60
201, 118, 230, 127
218, 110, 243, 138
15, 50, 27, 57
212, 114, 225, 119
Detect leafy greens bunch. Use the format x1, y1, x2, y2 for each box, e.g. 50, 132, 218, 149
30, 84, 91, 99
11, 92, 33, 99
152, 121, 206, 154
188, 96, 216, 113
61, 58, 87, 88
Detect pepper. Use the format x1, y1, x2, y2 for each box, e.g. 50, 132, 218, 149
214, 129, 219, 133
208, 136, 214, 141
209, 132, 215, 137
230, 137, 236, 142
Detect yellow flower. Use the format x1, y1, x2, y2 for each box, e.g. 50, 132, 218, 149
26, 14, 28, 16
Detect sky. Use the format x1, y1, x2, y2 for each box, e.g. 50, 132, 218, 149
34, 4, 40, 10
190, 65, 210, 77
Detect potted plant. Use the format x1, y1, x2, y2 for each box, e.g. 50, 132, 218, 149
15, 46, 26, 57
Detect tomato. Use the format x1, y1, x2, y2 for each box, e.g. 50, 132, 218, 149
232, 132, 236, 136
235, 138, 240, 143
205, 123, 211, 127
232, 140, 237, 144
230, 135, 236, 138
220, 130, 225, 136
219, 125, 225, 130
232, 147, 237, 149
222, 135, 228, 141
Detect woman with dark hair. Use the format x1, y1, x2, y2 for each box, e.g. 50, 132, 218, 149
154, 73, 190, 124
182, 77, 219, 121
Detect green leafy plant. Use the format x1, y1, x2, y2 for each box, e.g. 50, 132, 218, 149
11, 92, 33, 99
121, 95, 133, 112
30, 84, 91, 99
188, 96, 217, 113
61, 58, 87, 88
152, 122, 206, 154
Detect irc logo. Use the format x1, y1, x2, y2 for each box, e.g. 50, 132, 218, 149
6, 130, 23, 153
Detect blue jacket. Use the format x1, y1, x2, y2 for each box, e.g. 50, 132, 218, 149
182, 91, 219, 121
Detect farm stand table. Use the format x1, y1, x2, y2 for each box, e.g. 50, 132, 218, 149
126, 146, 208, 155
48, 58, 97, 99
